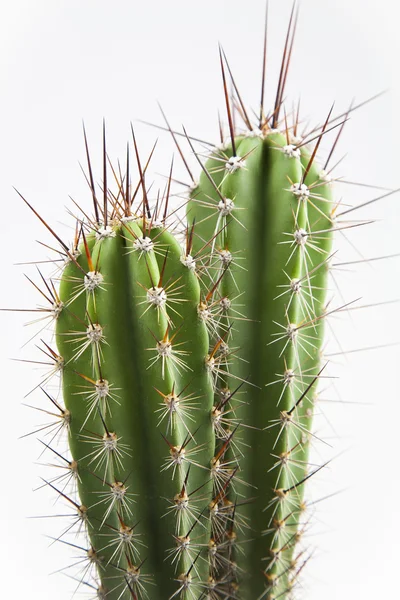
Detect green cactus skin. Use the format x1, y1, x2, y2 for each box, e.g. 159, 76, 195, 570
17, 11, 373, 600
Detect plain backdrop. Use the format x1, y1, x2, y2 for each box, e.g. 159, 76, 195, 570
0, 1, 399, 599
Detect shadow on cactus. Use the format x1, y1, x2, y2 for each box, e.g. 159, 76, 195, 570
14, 5, 398, 600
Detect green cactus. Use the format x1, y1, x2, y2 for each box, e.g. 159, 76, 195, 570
15, 7, 394, 600
182, 121, 335, 600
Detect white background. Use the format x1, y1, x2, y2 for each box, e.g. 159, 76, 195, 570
0, 1, 399, 599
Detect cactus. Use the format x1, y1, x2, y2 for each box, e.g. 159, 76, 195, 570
12, 6, 398, 600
